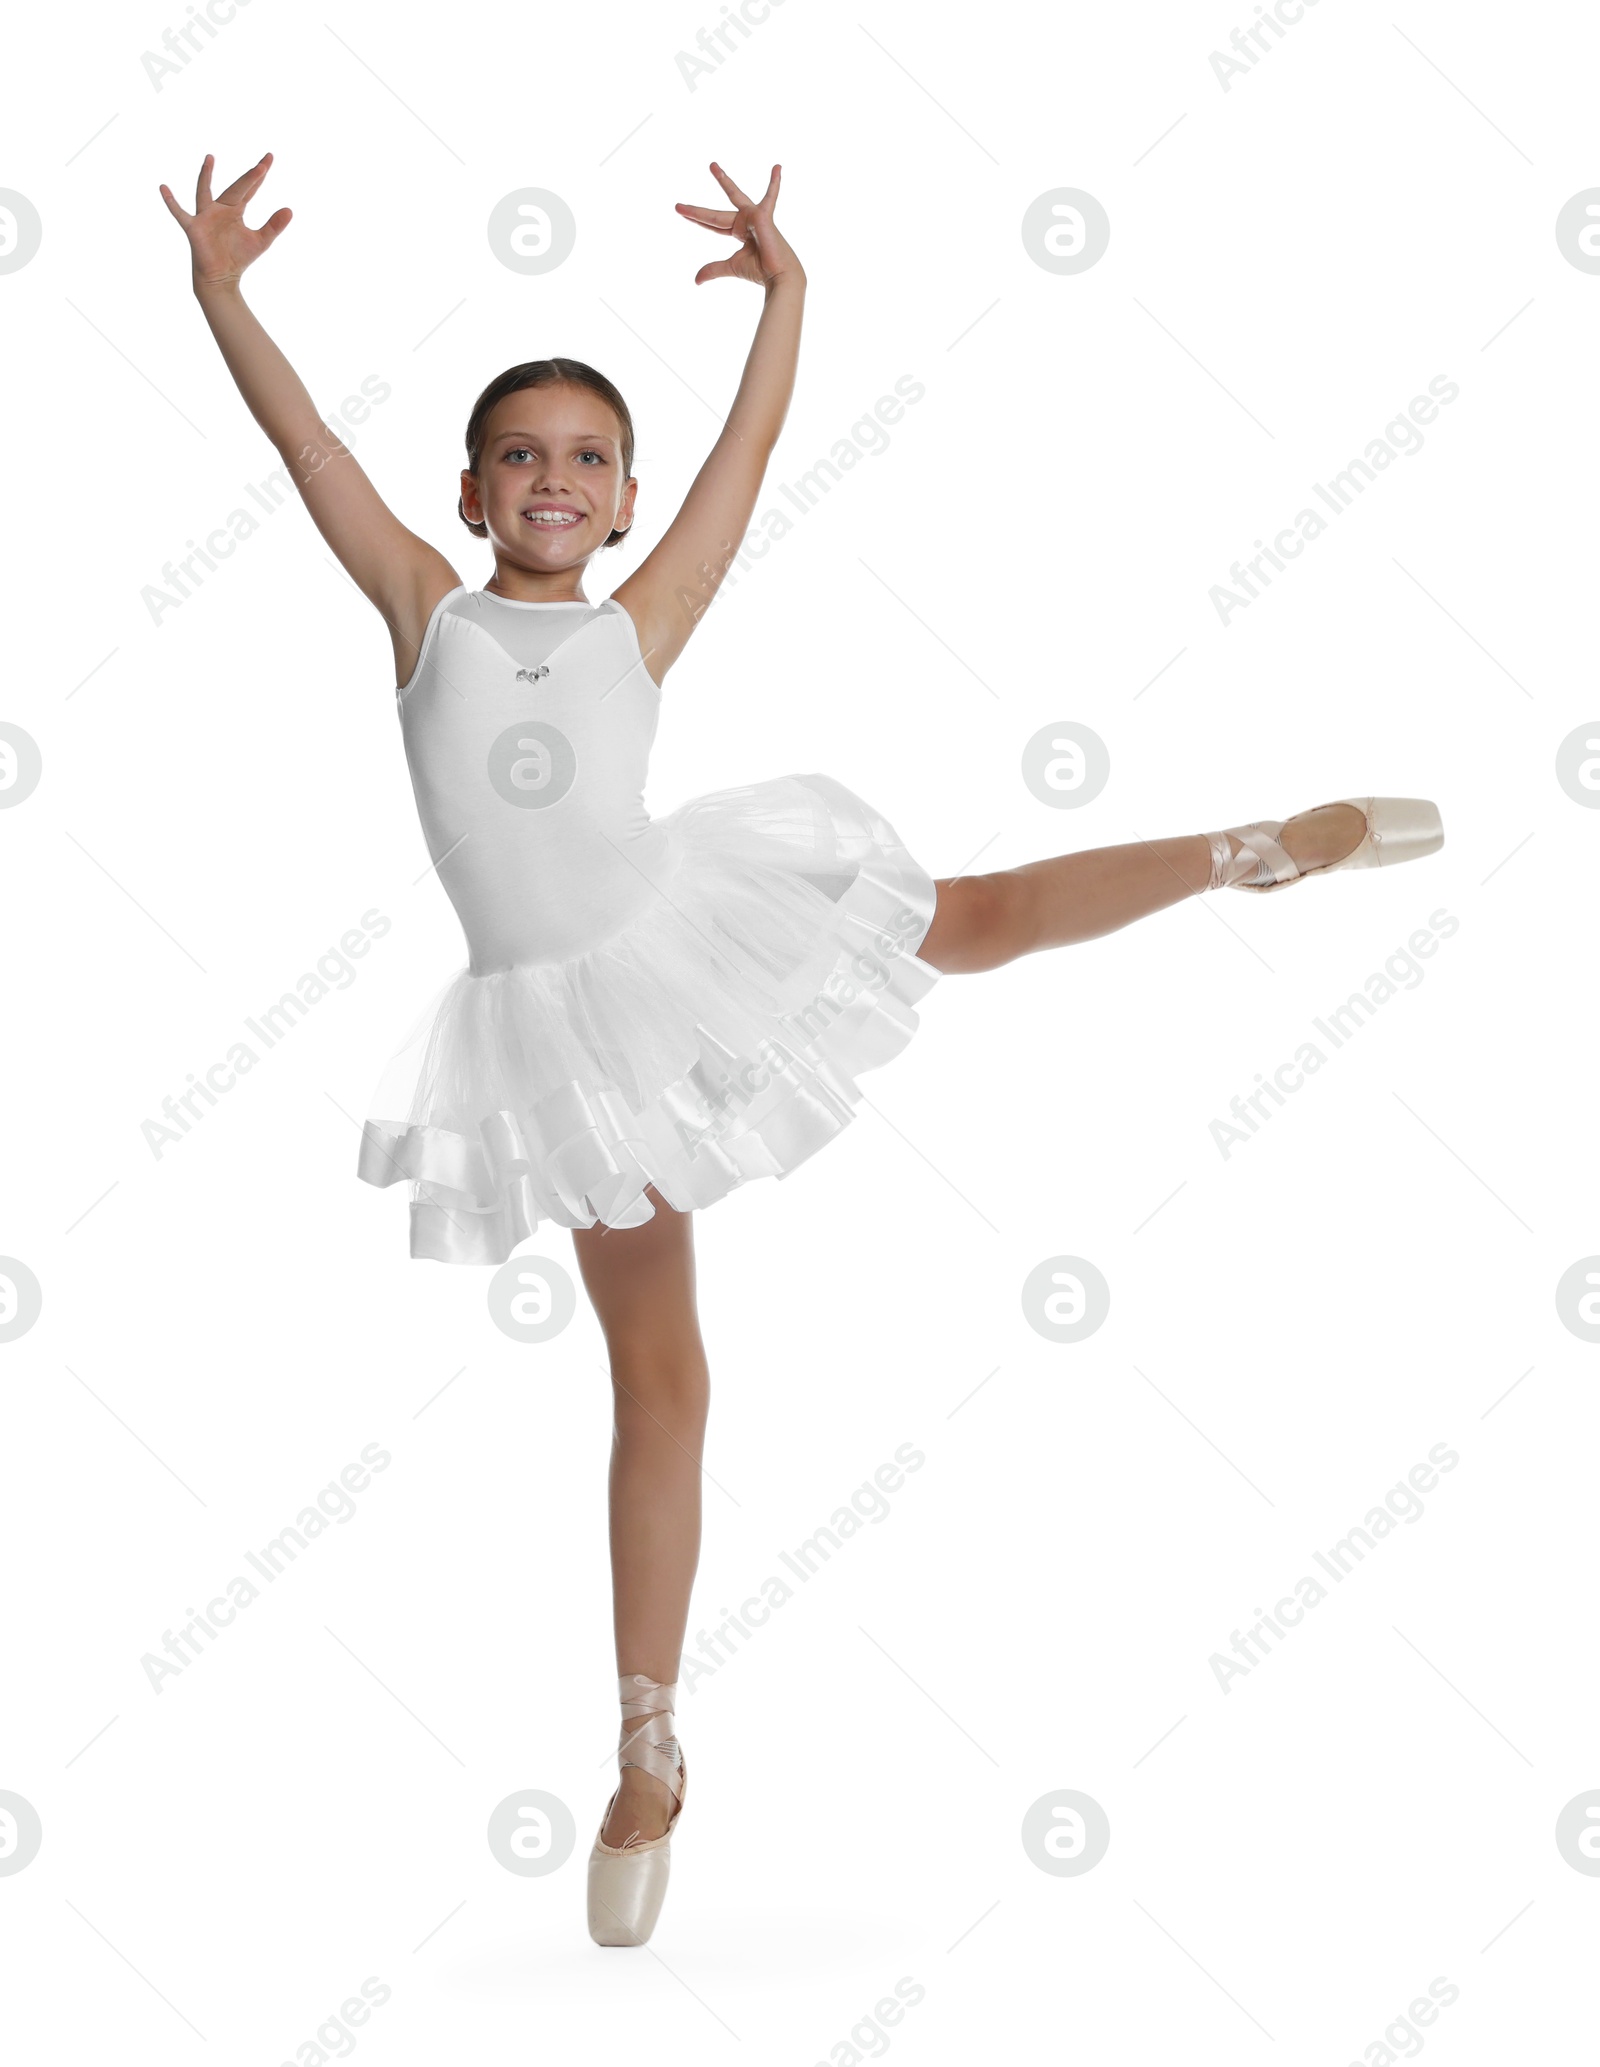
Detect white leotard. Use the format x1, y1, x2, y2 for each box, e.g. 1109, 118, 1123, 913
397, 586, 682, 972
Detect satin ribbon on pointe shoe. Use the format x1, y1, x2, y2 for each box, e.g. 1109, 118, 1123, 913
609, 1674, 684, 1849
1205, 823, 1293, 891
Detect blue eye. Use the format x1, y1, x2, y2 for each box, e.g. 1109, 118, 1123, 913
502, 447, 605, 464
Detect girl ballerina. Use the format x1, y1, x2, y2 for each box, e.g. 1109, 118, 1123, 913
159, 150, 1442, 1947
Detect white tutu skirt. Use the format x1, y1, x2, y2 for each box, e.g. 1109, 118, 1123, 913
358, 773, 942, 1262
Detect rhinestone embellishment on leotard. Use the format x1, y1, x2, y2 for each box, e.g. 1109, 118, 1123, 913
515, 665, 550, 683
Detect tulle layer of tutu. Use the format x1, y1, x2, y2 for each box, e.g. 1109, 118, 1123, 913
357, 773, 941, 1262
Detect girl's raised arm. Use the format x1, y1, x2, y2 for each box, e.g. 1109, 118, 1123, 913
159, 153, 459, 688
613, 164, 805, 682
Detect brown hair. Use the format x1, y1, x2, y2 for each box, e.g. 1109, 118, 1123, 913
457, 359, 636, 547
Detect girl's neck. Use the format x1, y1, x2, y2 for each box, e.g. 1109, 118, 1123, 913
483, 571, 590, 605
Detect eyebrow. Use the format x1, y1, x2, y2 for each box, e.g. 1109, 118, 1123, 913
492, 430, 617, 447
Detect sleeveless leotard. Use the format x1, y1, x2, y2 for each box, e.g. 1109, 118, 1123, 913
397, 587, 681, 971
359, 586, 942, 1262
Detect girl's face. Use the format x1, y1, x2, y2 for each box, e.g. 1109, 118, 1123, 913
462, 385, 636, 569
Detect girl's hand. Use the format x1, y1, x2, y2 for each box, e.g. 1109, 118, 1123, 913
158, 152, 292, 289
675, 163, 803, 288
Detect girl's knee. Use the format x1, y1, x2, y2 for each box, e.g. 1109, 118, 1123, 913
609, 1341, 709, 1418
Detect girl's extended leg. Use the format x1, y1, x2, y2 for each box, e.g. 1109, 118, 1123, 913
571, 1186, 708, 1844
918, 804, 1366, 973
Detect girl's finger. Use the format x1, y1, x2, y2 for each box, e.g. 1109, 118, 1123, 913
218, 151, 271, 208
674, 203, 738, 234
195, 152, 215, 211
157, 184, 193, 227
219, 161, 269, 210
709, 161, 756, 212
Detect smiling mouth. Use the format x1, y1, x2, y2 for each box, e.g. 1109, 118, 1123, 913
522, 510, 583, 528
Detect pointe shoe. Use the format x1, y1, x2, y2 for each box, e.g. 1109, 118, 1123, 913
1206, 797, 1443, 893
586, 1673, 686, 1947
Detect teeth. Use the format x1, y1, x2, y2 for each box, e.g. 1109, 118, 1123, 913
525, 511, 579, 525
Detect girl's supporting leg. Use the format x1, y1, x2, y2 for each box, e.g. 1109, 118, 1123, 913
918, 803, 1366, 974
571, 1185, 709, 1845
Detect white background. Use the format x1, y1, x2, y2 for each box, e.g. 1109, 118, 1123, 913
3, 0, 1597, 2060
